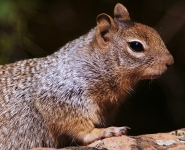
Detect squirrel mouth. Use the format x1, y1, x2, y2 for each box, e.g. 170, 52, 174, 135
142, 73, 162, 80
141, 68, 167, 80
149, 74, 162, 79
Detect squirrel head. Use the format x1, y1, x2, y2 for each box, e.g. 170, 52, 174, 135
95, 3, 174, 80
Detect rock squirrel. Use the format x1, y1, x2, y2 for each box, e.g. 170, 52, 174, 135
0, 3, 174, 149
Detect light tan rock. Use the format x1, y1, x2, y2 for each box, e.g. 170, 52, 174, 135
31, 129, 185, 150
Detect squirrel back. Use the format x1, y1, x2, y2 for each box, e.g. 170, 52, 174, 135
0, 3, 173, 149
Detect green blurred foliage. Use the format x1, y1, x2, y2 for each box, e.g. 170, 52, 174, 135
0, 0, 48, 64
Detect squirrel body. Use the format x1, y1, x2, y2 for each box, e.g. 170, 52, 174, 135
0, 3, 173, 149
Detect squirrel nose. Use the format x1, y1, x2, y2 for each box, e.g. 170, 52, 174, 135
166, 55, 174, 68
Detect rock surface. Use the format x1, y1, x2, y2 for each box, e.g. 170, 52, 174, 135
31, 129, 185, 150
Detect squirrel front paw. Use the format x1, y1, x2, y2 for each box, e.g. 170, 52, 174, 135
83, 126, 130, 144
99, 126, 130, 138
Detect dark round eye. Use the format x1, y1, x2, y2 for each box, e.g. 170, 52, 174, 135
128, 41, 144, 52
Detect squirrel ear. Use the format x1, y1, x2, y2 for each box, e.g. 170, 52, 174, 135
96, 13, 116, 49
114, 3, 131, 22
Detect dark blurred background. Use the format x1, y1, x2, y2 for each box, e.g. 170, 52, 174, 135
0, 0, 185, 135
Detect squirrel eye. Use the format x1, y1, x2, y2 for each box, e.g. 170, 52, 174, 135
128, 41, 144, 52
